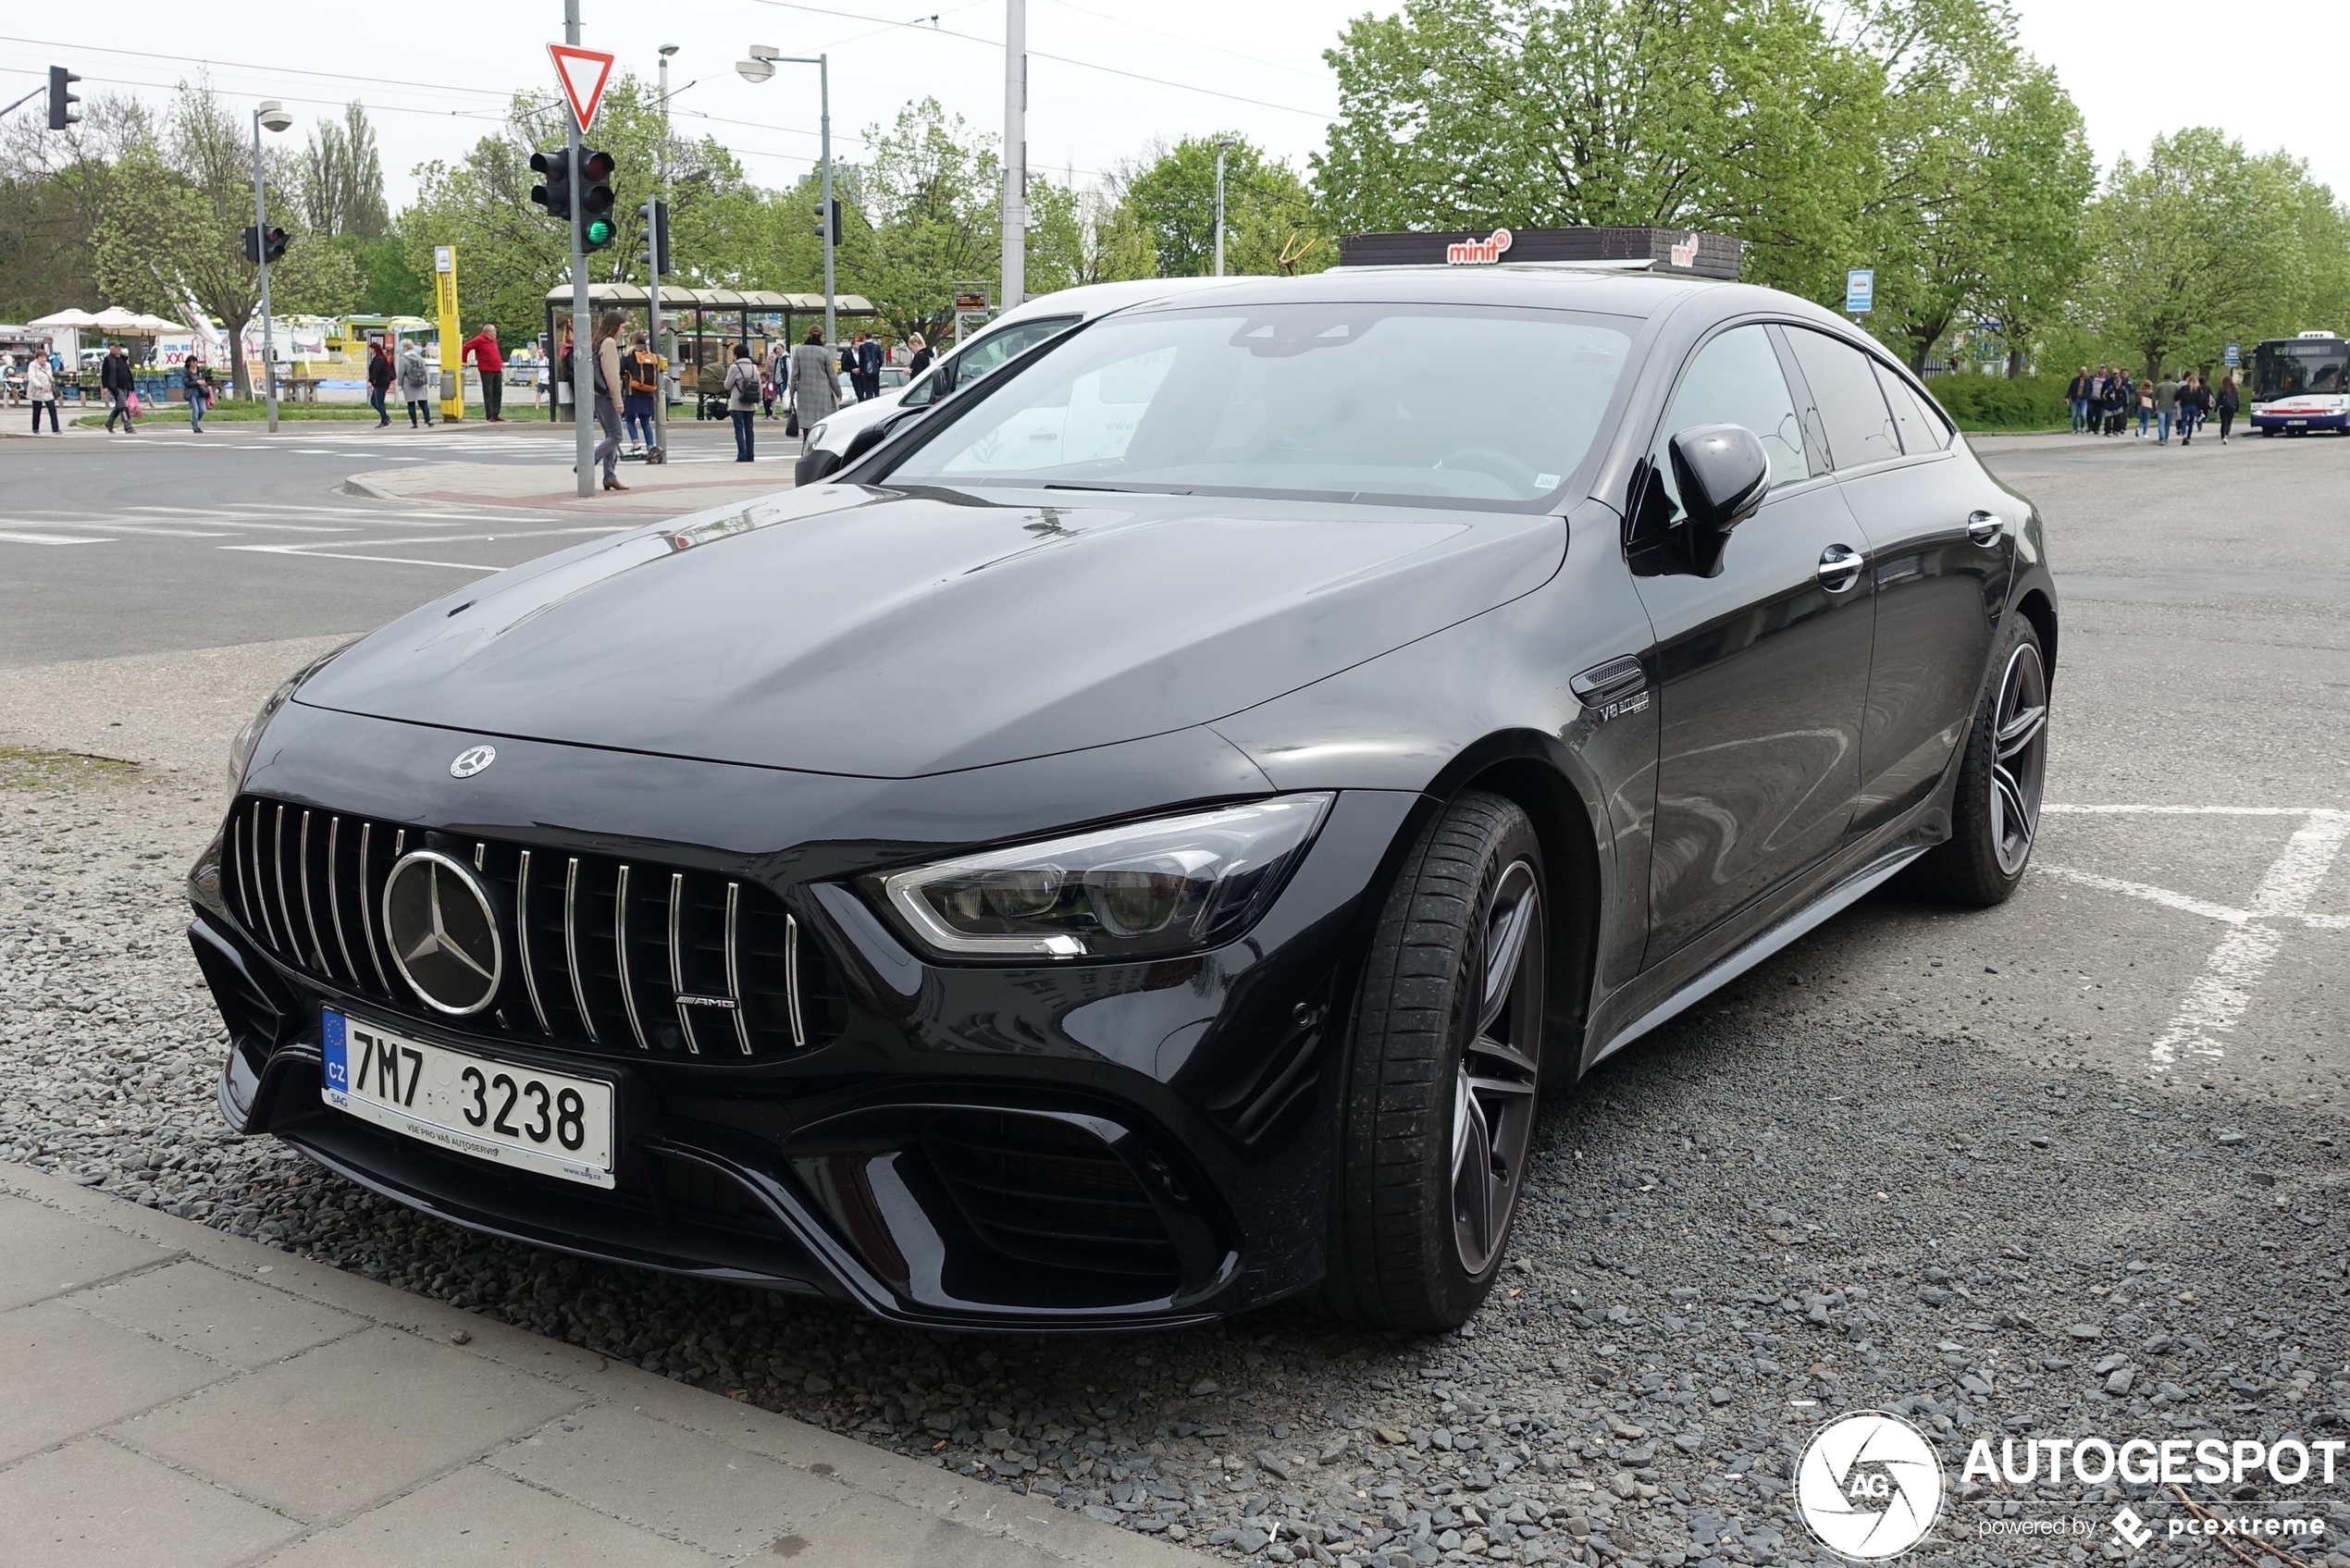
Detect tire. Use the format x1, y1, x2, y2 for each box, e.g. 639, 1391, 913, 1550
1905, 617, 2050, 906
1317, 791, 1548, 1330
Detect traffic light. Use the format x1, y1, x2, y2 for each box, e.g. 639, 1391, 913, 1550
263, 227, 288, 264
639, 198, 670, 275
241, 226, 260, 264
47, 66, 80, 130
814, 199, 842, 244
579, 149, 616, 251
528, 149, 572, 224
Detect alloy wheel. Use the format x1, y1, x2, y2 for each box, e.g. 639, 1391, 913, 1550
1989, 641, 2049, 877
1451, 858, 1543, 1276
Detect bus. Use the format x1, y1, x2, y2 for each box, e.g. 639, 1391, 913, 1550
2249, 331, 2349, 434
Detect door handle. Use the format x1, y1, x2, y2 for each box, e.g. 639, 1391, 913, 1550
1817, 543, 1864, 593
1966, 509, 2004, 546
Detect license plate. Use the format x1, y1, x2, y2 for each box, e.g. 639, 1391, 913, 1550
322, 1010, 615, 1188
2290, 419, 2308, 426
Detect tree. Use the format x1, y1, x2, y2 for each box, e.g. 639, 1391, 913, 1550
849, 98, 1002, 341
0, 93, 157, 322
398, 74, 766, 348
1123, 134, 1327, 277
2081, 131, 2307, 379
295, 102, 390, 240
87, 83, 360, 398
1313, 0, 1885, 300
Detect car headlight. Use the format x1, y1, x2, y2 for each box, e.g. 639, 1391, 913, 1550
806, 421, 829, 448
228, 640, 357, 788
873, 794, 1333, 961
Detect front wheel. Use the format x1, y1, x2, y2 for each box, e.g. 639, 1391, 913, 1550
1317, 792, 1548, 1330
1906, 619, 2049, 906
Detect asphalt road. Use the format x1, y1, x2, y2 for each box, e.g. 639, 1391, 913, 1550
3, 417, 2346, 1567
0, 415, 801, 667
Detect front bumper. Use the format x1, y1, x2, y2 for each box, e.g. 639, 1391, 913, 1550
191, 705, 1420, 1330
2249, 410, 2349, 429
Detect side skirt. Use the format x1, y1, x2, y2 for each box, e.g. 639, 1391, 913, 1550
1583, 846, 1926, 1069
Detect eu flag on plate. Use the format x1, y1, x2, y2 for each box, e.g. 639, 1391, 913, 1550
322, 1008, 350, 1093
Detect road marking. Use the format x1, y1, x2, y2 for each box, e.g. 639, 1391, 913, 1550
0, 531, 116, 546
256, 551, 502, 572
2038, 806, 2347, 1071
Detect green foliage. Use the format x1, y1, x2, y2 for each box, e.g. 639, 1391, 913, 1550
1314, 0, 1885, 301
1123, 135, 1327, 277
2081, 130, 2350, 377
295, 103, 390, 240
1924, 371, 2069, 429
332, 234, 427, 315
844, 98, 1002, 341
86, 83, 360, 398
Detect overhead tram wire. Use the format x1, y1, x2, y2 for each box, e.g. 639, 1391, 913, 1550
0, 65, 535, 124
745, 0, 1337, 120
1038, 0, 1334, 82
0, 33, 515, 102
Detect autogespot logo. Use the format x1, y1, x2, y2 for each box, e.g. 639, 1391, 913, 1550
1794, 1411, 1946, 1561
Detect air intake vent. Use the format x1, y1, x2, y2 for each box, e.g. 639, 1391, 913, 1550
219, 796, 843, 1059
921, 1111, 1180, 1286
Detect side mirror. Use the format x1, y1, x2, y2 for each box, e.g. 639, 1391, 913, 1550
1666, 423, 1770, 577
838, 407, 926, 469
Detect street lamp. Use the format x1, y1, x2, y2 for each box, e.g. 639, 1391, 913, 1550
652, 43, 678, 457
1213, 137, 1235, 278
252, 99, 292, 432
736, 44, 834, 355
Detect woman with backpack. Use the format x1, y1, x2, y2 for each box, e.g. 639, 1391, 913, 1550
397, 342, 435, 427
622, 330, 662, 457
723, 342, 762, 463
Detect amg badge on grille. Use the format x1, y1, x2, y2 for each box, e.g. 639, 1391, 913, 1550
450, 745, 497, 779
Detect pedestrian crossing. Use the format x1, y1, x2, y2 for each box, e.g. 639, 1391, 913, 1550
0, 500, 620, 570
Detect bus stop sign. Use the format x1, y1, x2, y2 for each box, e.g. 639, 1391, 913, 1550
2224, 343, 2240, 367
1845, 269, 1874, 315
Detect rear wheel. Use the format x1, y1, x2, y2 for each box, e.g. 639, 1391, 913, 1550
1906, 619, 2049, 906
1317, 792, 1547, 1330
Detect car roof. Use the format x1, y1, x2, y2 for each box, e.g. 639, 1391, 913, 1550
988, 275, 1259, 330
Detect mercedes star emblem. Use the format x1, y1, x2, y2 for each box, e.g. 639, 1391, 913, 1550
450, 745, 497, 778
381, 850, 503, 1015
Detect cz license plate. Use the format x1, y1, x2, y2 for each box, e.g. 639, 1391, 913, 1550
322, 1009, 615, 1188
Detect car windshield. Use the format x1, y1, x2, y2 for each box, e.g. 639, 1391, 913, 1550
2253, 340, 2349, 401
880, 302, 1634, 507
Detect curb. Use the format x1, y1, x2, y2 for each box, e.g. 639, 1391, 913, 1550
0, 1161, 1193, 1568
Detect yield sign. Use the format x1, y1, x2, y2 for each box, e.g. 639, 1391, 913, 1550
548, 43, 617, 132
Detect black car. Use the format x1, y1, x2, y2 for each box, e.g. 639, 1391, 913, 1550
192, 267, 2054, 1333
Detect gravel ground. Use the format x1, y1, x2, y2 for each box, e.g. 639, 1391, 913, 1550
6, 759, 2348, 1568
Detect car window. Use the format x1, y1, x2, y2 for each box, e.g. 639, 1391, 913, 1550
1785, 327, 1901, 469
1650, 326, 1810, 516
1874, 362, 1951, 453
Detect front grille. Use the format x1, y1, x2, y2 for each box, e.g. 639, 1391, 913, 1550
922, 1110, 1180, 1285
221, 796, 843, 1059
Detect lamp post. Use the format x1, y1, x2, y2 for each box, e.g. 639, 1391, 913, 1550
738, 46, 834, 355
1002, 0, 1025, 310
1213, 137, 1234, 278
653, 43, 676, 457
251, 98, 292, 431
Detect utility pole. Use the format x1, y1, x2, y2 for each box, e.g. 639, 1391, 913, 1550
1002, 0, 1025, 311
652, 43, 675, 459
1213, 138, 1232, 278
566, 0, 594, 497
740, 46, 834, 355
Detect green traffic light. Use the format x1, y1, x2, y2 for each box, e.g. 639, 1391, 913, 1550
585, 217, 614, 245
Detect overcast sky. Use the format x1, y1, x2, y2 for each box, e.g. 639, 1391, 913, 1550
4, 2, 2341, 215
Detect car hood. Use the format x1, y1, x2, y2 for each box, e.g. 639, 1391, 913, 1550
296, 483, 1565, 778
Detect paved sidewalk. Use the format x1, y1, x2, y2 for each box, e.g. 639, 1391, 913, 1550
0, 1162, 1191, 1568
342, 460, 796, 514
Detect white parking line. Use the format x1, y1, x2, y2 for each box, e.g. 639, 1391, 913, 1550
2036, 805, 2348, 1072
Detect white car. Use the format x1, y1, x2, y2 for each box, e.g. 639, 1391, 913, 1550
794, 277, 1243, 485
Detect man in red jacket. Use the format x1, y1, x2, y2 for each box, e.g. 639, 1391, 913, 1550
460, 324, 505, 422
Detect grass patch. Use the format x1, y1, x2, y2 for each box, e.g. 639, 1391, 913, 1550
0, 746, 140, 789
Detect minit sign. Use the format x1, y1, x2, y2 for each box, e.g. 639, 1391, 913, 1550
1446, 228, 1514, 265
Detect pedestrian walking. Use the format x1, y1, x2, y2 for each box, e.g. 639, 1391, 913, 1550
908, 332, 933, 378
790, 326, 839, 448
26, 346, 57, 434
2216, 372, 2240, 444
2154, 371, 2178, 445
763, 342, 788, 419
837, 336, 858, 399
2136, 377, 2155, 438
623, 330, 662, 456
397, 342, 436, 426
184, 353, 214, 434
461, 323, 505, 422
2066, 365, 2090, 433
856, 332, 884, 401
724, 342, 761, 462
101, 342, 137, 433
365, 339, 394, 426
2181, 374, 2207, 446
593, 309, 628, 491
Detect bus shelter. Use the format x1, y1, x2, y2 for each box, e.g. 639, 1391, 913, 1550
541, 285, 877, 419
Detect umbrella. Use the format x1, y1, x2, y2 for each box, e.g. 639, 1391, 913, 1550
131, 313, 189, 334
28, 308, 99, 328
88, 306, 150, 332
